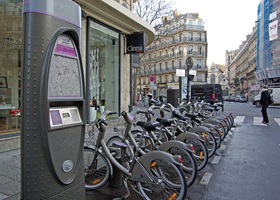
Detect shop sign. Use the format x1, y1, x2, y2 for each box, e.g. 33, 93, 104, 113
126, 32, 145, 54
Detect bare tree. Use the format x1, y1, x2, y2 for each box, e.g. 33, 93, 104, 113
133, 0, 174, 25
132, 0, 175, 105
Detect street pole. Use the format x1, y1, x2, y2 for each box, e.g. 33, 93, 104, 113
185, 56, 193, 103
129, 54, 133, 111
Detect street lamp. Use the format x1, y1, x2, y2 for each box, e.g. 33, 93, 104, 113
185, 56, 194, 102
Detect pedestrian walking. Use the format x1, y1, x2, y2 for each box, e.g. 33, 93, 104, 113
260, 85, 271, 125
144, 94, 149, 107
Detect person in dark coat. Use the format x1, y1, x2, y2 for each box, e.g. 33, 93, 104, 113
260, 85, 270, 124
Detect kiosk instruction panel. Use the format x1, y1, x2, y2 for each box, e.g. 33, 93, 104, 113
48, 34, 82, 98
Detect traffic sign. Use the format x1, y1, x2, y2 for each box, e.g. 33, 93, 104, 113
186, 56, 194, 70
149, 75, 155, 82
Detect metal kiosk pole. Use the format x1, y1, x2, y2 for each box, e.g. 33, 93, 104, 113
21, 1, 85, 199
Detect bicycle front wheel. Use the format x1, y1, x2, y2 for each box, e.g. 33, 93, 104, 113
84, 146, 111, 190
136, 158, 187, 200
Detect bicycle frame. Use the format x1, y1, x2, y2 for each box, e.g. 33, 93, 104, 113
93, 111, 183, 187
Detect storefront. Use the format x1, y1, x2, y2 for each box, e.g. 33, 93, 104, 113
0, 0, 154, 135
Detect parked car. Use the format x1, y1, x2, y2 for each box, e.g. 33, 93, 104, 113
223, 96, 230, 101
237, 96, 248, 103
228, 96, 236, 101
252, 87, 280, 107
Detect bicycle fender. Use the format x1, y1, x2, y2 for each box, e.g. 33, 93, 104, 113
158, 140, 188, 152
189, 126, 211, 133
176, 131, 203, 142
201, 123, 216, 128
131, 151, 182, 183
204, 118, 222, 124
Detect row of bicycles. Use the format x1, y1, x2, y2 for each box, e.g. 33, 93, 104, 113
83, 99, 235, 200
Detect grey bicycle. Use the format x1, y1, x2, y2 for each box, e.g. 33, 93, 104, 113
84, 110, 187, 200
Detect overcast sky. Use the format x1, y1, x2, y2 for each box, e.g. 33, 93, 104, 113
175, 0, 261, 66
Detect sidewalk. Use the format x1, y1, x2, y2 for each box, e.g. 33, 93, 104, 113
0, 101, 146, 200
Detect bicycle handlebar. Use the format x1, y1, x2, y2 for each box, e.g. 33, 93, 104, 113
96, 110, 118, 128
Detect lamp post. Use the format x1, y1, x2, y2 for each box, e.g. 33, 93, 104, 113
185, 56, 193, 102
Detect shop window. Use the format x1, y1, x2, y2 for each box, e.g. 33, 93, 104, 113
88, 20, 120, 114
0, 1, 22, 133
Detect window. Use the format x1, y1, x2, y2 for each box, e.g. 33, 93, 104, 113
88, 19, 120, 113
188, 45, 193, 54
198, 33, 202, 41
210, 74, 216, 84
198, 46, 202, 55
189, 32, 193, 41
172, 61, 175, 69
179, 60, 182, 69
178, 46, 183, 55
0, 1, 22, 133
165, 62, 168, 70
197, 59, 202, 69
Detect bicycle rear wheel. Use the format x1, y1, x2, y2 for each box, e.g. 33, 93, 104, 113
199, 130, 217, 158
169, 147, 197, 187
184, 138, 208, 171
106, 135, 134, 168
136, 158, 187, 200
131, 130, 155, 153
84, 147, 111, 190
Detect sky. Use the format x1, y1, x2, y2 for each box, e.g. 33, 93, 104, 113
175, 0, 261, 66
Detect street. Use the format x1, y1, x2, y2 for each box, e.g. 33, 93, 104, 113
1, 101, 280, 200
187, 101, 280, 200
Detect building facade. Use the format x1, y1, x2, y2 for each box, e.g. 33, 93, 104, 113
228, 0, 280, 101
227, 25, 257, 100
0, 0, 154, 135
135, 11, 208, 97
255, 0, 280, 86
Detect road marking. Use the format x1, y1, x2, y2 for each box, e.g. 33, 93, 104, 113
275, 118, 280, 126
211, 156, 221, 164
0, 194, 8, 199
199, 172, 213, 185
253, 117, 267, 126
219, 145, 226, 151
223, 136, 230, 142
234, 116, 245, 125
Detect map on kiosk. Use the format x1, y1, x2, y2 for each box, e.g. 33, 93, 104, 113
49, 107, 82, 128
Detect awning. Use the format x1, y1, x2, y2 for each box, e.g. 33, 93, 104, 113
75, 0, 155, 45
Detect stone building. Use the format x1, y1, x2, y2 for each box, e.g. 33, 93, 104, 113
135, 10, 208, 97
207, 63, 229, 95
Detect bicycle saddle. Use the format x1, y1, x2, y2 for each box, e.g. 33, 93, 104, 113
156, 118, 174, 127
172, 109, 186, 121
136, 121, 160, 132
185, 113, 198, 119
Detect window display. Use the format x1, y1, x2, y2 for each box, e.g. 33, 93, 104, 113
0, 1, 22, 132
88, 20, 120, 115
